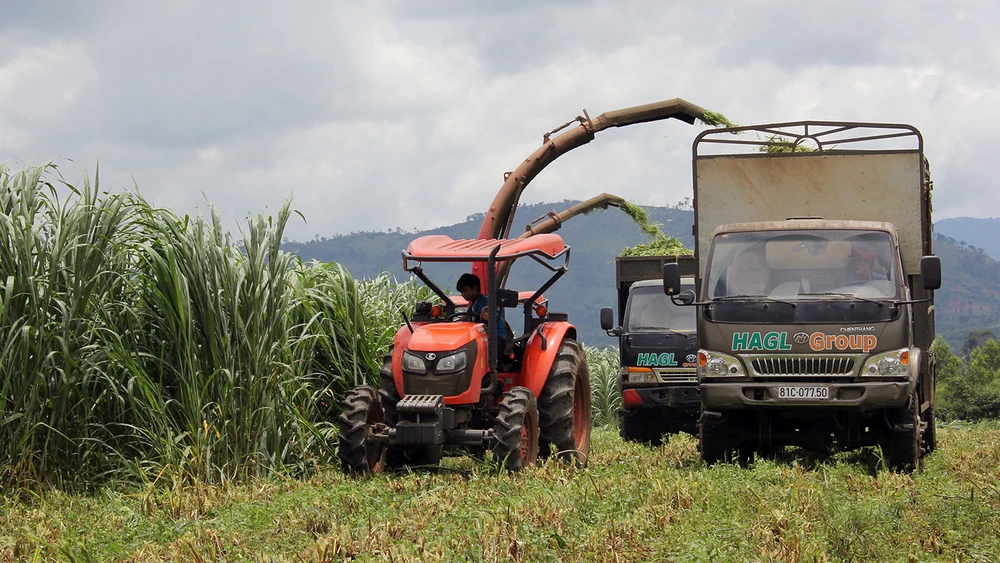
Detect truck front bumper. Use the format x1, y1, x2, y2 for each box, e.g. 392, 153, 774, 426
700, 380, 911, 410
623, 385, 700, 410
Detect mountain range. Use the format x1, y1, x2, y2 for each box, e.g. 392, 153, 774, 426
283, 203, 1000, 350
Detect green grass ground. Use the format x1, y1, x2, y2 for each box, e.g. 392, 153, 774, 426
3, 422, 999, 562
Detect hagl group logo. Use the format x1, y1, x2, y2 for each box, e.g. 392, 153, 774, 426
809, 332, 878, 353
733, 331, 878, 353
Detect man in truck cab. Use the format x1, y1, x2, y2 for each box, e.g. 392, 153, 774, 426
845, 249, 888, 283
723, 245, 770, 296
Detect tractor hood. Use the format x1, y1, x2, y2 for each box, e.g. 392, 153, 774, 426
407, 322, 484, 352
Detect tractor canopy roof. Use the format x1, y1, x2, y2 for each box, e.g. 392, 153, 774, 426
403, 234, 569, 268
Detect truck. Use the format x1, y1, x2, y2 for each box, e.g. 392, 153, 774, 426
663, 121, 941, 472
599, 255, 700, 444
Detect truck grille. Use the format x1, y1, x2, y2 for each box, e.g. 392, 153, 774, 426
750, 356, 856, 377
654, 367, 697, 384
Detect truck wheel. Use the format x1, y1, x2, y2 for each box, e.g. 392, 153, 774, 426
538, 340, 593, 466
493, 386, 540, 472
699, 414, 749, 465
337, 386, 386, 475
699, 418, 728, 465
923, 406, 937, 454
621, 409, 664, 446
883, 390, 921, 473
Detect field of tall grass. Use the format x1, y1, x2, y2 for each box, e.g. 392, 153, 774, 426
0, 163, 441, 488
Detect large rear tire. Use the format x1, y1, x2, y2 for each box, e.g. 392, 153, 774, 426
337, 386, 386, 475
538, 340, 592, 466
377, 351, 400, 426
493, 387, 540, 472
883, 390, 921, 473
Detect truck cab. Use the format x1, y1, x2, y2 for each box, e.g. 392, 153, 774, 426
666, 121, 942, 472
601, 255, 699, 444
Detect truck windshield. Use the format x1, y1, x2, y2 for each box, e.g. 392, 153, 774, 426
625, 285, 696, 332
706, 229, 899, 301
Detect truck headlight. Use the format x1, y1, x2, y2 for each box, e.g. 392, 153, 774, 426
435, 350, 467, 374
861, 348, 911, 376
402, 351, 427, 373
699, 350, 745, 378
626, 368, 659, 384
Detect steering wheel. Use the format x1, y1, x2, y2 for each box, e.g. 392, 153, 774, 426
446, 311, 478, 321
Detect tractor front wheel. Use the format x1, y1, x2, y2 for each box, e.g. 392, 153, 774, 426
337, 386, 386, 475
493, 386, 540, 472
538, 339, 593, 466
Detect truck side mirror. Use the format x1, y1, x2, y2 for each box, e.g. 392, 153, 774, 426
599, 307, 622, 336
662, 263, 681, 295
920, 255, 941, 290
599, 307, 614, 331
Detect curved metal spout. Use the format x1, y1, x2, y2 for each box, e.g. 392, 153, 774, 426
471, 98, 707, 288
476, 98, 707, 242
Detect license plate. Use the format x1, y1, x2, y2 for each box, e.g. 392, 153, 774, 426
776, 386, 830, 400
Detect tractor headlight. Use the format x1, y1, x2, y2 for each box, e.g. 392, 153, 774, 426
435, 350, 468, 374
698, 350, 746, 378
861, 348, 911, 376
402, 351, 427, 373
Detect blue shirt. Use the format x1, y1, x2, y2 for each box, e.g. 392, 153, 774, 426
468, 294, 507, 340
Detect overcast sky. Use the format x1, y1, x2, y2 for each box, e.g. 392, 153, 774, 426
2, 0, 996, 242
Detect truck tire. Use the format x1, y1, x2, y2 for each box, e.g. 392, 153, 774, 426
493, 386, 540, 472
337, 386, 386, 475
923, 406, 937, 454
699, 414, 753, 465
620, 409, 664, 446
698, 417, 729, 465
883, 390, 921, 473
538, 340, 593, 466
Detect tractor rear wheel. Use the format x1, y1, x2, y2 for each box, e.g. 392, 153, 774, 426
538, 339, 593, 466
337, 386, 386, 475
377, 351, 400, 425
493, 386, 539, 472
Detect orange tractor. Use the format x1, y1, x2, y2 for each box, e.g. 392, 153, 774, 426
337, 98, 711, 473
337, 233, 591, 472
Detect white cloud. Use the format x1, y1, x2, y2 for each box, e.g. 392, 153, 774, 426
0, 0, 998, 241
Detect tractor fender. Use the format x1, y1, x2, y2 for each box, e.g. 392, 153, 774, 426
519, 321, 577, 397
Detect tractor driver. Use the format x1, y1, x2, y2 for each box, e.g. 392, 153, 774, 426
456, 273, 509, 349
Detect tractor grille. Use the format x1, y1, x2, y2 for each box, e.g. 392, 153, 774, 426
750, 356, 856, 377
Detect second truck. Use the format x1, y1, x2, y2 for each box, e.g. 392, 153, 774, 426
601, 255, 700, 444
664, 121, 941, 472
